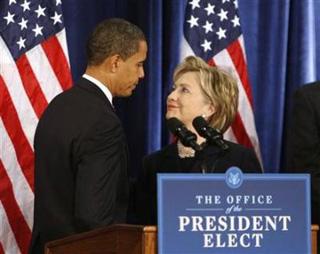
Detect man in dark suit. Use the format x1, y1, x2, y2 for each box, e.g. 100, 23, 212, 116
29, 18, 147, 254
286, 82, 320, 253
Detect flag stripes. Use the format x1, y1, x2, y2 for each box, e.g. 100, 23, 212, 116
232, 113, 254, 148
0, 119, 34, 228
26, 43, 63, 102
41, 35, 73, 91
16, 55, 48, 119
56, 30, 71, 64
226, 39, 253, 106
0, 202, 20, 254
0, 242, 4, 254
1, 20, 72, 254
0, 76, 34, 191
0, 161, 31, 254
0, 37, 39, 148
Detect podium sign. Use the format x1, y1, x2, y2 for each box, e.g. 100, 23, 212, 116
157, 168, 311, 254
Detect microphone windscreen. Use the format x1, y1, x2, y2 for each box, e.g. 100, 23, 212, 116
192, 116, 208, 134
166, 117, 183, 134
167, 117, 202, 151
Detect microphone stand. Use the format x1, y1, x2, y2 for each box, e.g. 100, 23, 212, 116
193, 142, 208, 174
194, 142, 228, 174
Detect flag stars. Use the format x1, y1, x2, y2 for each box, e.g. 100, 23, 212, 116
35, 5, 46, 18
56, 0, 62, 5
201, 39, 212, 52
187, 15, 199, 28
231, 15, 240, 27
9, 0, 17, 5
17, 36, 26, 50
21, 0, 31, 12
222, 0, 231, 3
233, 0, 239, 8
216, 27, 227, 39
217, 8, 228, 22
189, 0, 200, 10
51, 11, 62, 25
32, 24, 44, 37
202, 21, 213, 34
18, 18, 28, 30
3, 11, 15, 25
204, 3, 215, 16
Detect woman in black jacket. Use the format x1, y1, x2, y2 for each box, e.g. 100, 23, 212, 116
135, 56, 262, 225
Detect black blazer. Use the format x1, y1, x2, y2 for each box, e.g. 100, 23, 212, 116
286, 82, 320, 227
29, 78, 129, 254
135, 141, 262, 225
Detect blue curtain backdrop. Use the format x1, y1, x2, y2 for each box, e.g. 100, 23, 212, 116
61, 0, 320, 175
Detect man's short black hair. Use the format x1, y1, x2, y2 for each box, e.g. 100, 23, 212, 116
86, 18, 146, 65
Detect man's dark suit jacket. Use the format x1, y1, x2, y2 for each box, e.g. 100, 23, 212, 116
286, 82, 320, 229
135, 141, 262, 225
29, 78, 129, 254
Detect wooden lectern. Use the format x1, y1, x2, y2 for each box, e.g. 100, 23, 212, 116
46, 224, 318, 254
312, 224, 319, 254
45, 224, 157, 254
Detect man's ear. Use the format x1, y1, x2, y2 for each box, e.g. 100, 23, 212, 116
109, 54, 122, 73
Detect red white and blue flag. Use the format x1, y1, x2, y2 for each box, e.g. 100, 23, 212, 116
0, 0, 72, 252
181, 0, 262, 163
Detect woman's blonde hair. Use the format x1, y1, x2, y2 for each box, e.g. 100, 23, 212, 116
173, 56, 239, 133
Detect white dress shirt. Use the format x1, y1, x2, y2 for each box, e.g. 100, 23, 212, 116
82, 74, 113, 106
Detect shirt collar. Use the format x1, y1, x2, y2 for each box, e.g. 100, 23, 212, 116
82, 74, 113, 106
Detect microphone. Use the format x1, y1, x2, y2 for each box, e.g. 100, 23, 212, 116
192, 116, 229, 151
167, 117, 201, 152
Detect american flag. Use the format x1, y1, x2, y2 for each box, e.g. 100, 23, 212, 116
181, 0, 262, 163
0, 0, 72, 253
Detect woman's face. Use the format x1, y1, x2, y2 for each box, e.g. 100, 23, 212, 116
166, 71, 214, 127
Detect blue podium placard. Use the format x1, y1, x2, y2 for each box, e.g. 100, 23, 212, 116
157, 168, 310, 254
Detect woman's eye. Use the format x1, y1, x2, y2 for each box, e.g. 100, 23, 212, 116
181, 87, 190, 93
